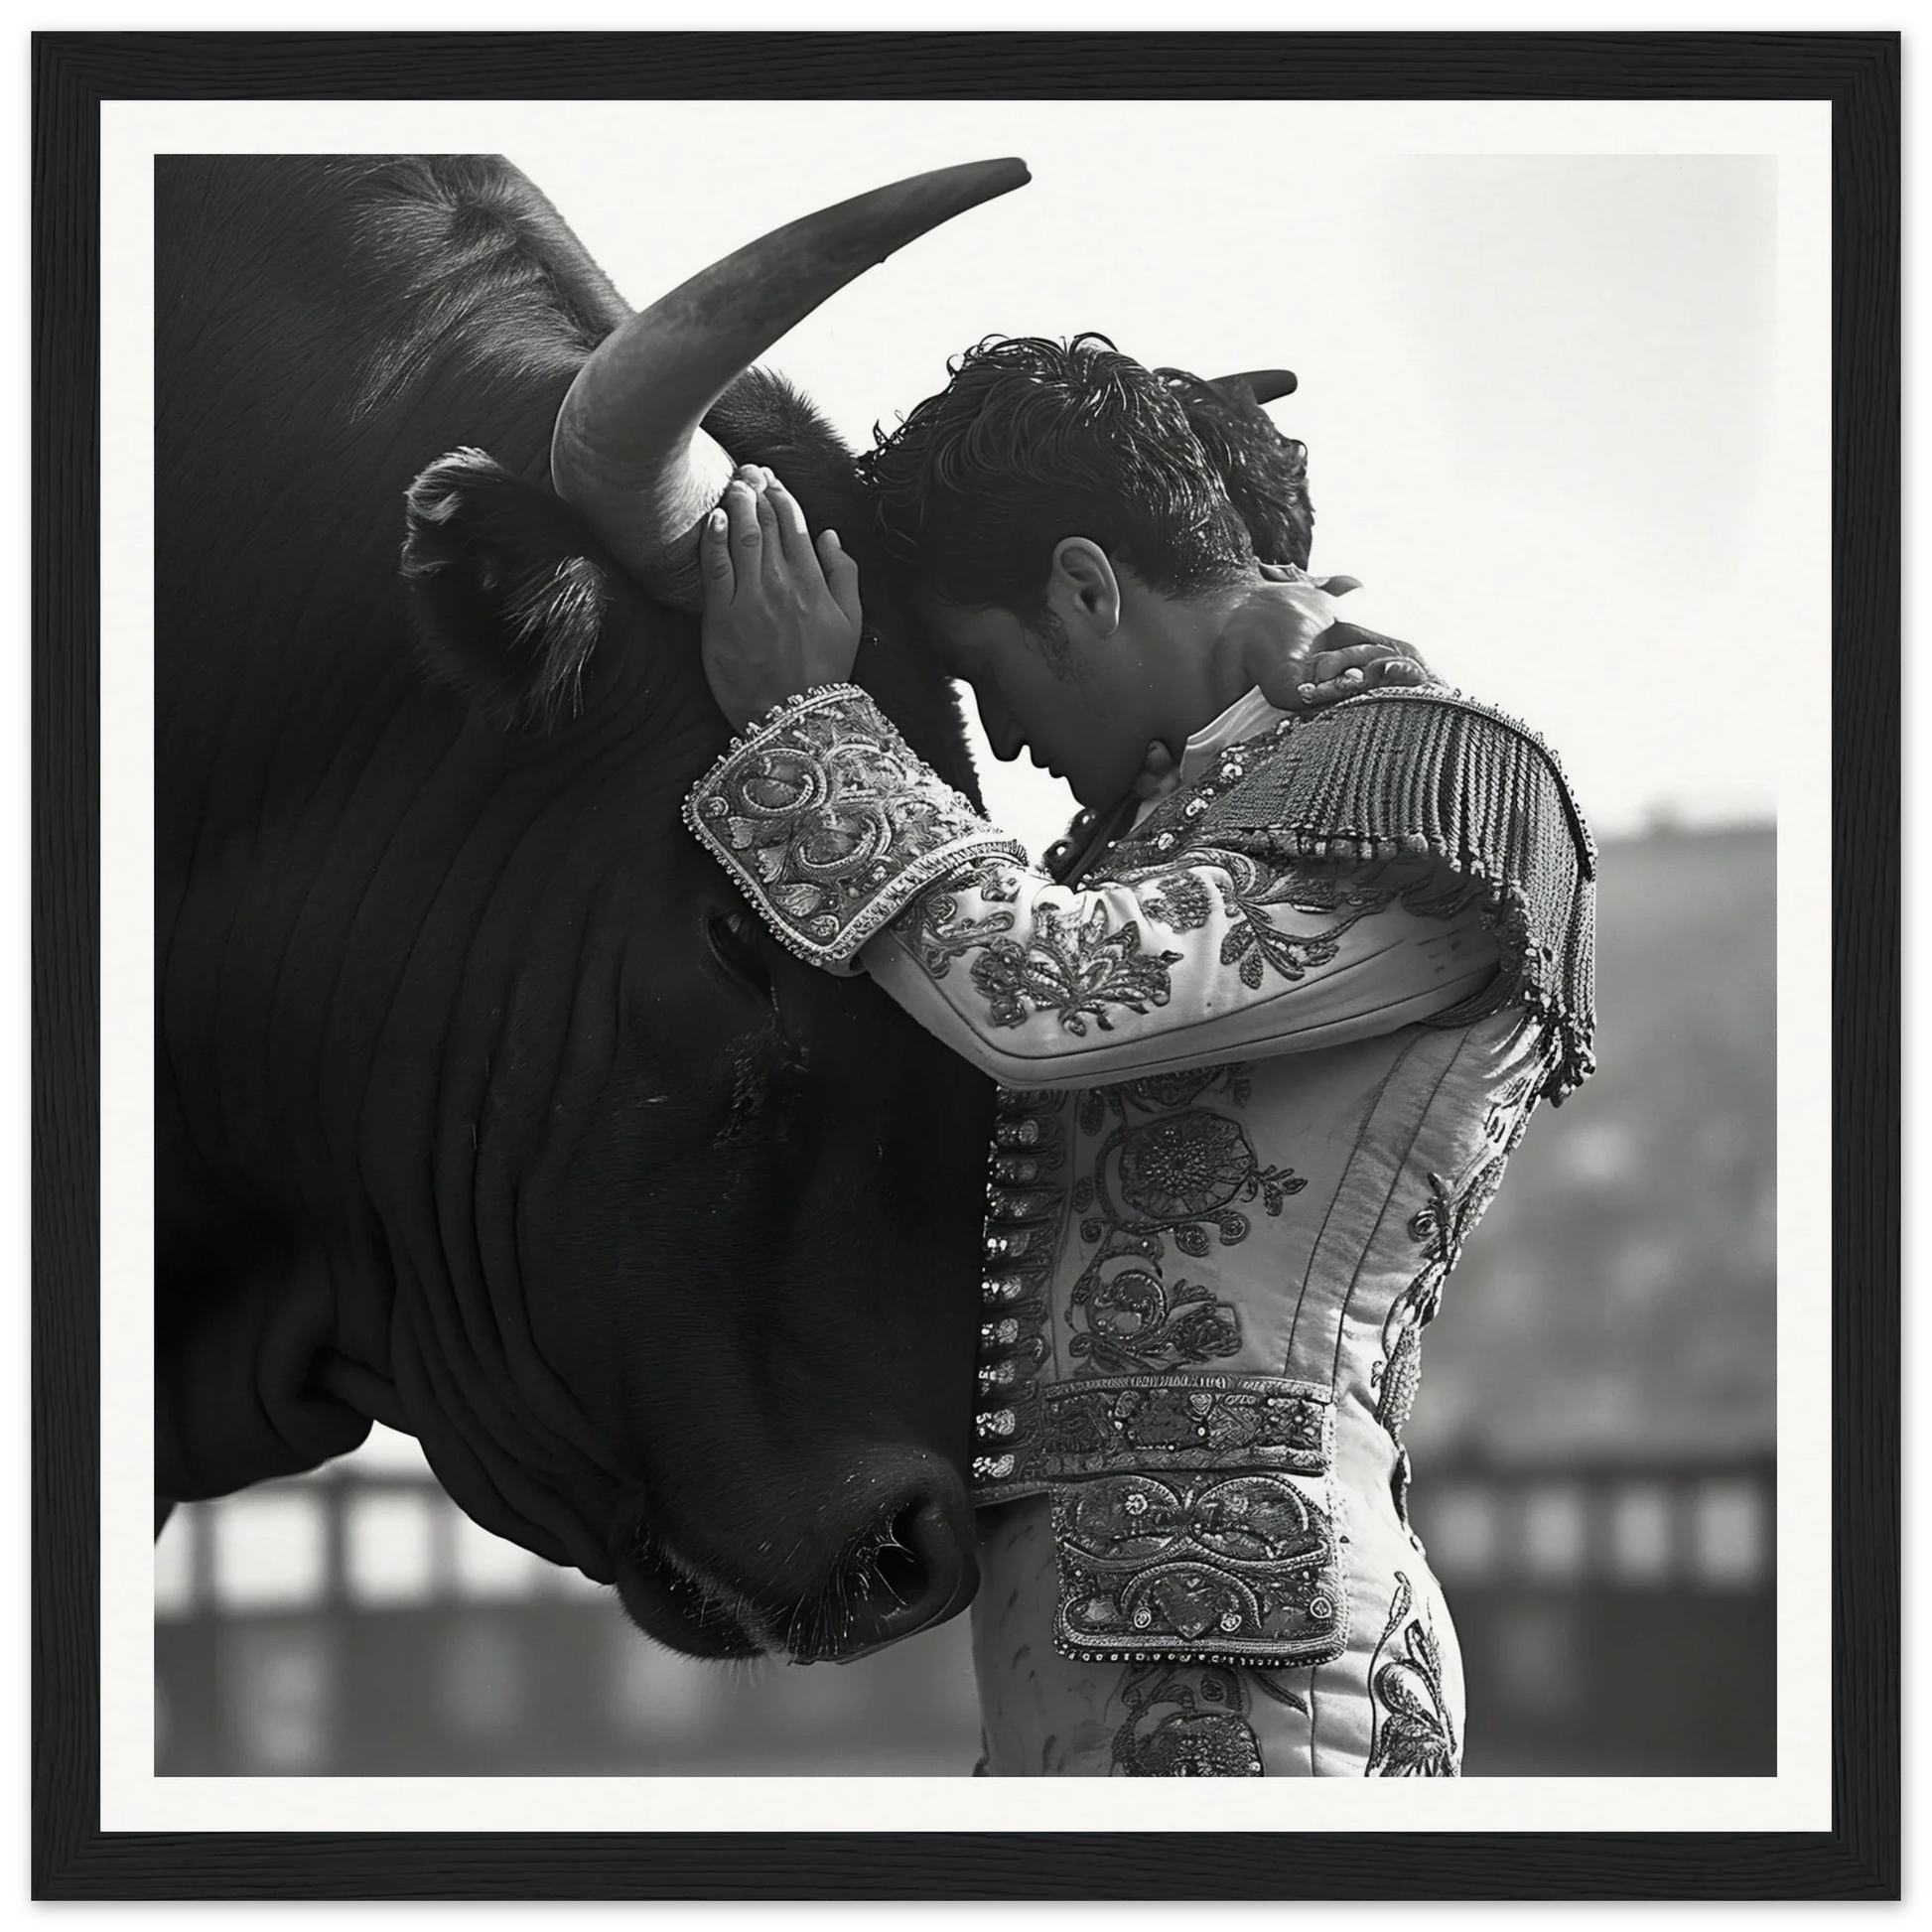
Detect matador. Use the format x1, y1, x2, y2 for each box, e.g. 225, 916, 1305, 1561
687, 336, 1596, 1776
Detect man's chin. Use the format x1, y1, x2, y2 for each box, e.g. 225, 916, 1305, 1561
1066, 772, 1125, 814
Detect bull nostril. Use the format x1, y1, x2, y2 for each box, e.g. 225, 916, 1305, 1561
853, 1502, 929, 1612
822, 1493, 972, 1661
638, 1474, 976, 1665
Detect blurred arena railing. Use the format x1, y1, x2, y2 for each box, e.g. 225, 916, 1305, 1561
1413, 1454, 1775, 1773
153, 1444, 1773, 1776
154, 1434, 985, 1776
155, 823, 1778, 1777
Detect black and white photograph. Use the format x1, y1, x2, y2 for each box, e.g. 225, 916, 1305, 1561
29, 24, 1898, 1903
137, 97, 1812, 1794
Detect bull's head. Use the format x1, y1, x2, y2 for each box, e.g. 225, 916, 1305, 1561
157, 155, 1317, 1669
367, 163, 1029, 1661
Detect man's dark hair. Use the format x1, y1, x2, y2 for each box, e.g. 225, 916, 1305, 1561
859, 334, 1260, 629
1156, 369, 1314, 574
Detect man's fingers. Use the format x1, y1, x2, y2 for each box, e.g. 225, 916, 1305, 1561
1373, 659, 1432, 688
1304, 639, 1400, 684
817, 530, 863, 631
762, 472, 816, 567
751, 481, 780, 575
1310, 574, 1362, 598
1296, 656, 1432, 708
1305, 629, 1419, 683
700, 504, 734, 602
723, 479, 763, 565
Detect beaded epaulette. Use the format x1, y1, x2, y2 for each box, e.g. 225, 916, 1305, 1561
1098, 688, 1597, 1104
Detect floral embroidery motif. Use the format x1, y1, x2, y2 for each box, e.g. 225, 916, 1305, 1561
1072, 1268, 1243, 1374
968, 900, 1184, 1037
1054, 1469, 1346, 1665
1365, 1572, 1459, 1777
1374, 1067, 1542, 1445
1106, 1111, 1306, 1229
1109, 1661, 1270, 1777
1137, 872, 1213, 932
685, 685, 1024, 965
1068, 1105, 1305, 1375
1204, 850, 1463, 992
900, 859, 1020, 978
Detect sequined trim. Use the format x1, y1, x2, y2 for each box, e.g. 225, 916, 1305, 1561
1040, 1376, 1331, 1478
975, 1374, 1332, 1498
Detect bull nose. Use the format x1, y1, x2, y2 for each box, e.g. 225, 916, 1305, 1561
819, 1492, 976, 1663
612, 1465, 977, 1664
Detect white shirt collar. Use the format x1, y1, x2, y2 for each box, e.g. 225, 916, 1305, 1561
1175, 685, 1286, 786
1128, 686, 1286, 831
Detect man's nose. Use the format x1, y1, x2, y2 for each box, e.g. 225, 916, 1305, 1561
976, 689, 1025, 762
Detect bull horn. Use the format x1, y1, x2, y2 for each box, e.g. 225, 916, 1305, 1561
1213, 367, 1299, 405
551, 156, 1033, 611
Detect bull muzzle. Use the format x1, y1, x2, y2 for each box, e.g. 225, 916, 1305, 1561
550, 156, 1032, 612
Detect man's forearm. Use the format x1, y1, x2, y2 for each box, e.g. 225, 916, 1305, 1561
686, 684, 1499, 1088
681, 682, 1027, 971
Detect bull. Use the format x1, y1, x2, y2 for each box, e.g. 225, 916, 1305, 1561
155, 153, 1030, 1663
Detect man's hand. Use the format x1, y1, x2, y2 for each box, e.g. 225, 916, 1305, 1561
700, 464, 863, 730
1228, 564, 1436, 716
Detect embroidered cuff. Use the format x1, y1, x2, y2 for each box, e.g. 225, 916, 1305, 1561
683, 684, 1028, 970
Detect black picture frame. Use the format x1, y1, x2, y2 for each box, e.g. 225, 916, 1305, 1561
33, 30, 1898, 1900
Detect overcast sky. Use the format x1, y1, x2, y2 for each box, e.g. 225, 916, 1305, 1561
502, 104, 1786, 854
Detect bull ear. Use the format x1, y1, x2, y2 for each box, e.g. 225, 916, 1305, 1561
402, 449, 621, 730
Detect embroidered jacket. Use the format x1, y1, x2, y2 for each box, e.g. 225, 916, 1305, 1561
687, 680, 1595, 1777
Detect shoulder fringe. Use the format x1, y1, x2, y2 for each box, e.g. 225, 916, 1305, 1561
1190, 689, 1597, 1104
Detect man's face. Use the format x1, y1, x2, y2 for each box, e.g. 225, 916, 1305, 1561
911, 591, 1161, 811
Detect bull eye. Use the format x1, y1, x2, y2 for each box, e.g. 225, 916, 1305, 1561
706, 907, 772, 999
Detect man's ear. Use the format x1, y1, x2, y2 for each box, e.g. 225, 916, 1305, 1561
1045, 537, 1122, 640
401, 448, 623, 730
